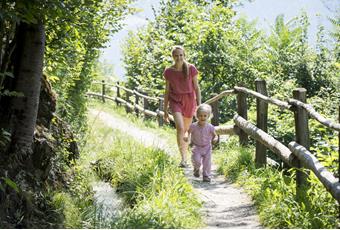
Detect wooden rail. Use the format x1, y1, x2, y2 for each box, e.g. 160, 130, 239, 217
289, 141, 340, 201
288, 98, 340, 132
204, 90, 235, 104
87, 80, 340, 207
234, 115, 296, 166
234, 86, 291, 110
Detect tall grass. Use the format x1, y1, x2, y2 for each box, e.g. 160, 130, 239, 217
94, 128, 203, 228
81, 102, 202, 228
214, 136, 339, 228
37, 97, 202, 228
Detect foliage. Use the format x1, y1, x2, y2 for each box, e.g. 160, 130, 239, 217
122, 0, 338, 124
43, 0, 134, 136
0, 128, 11, 150
0, 0, 134, 139
122, 0, 266, 100
215, 137, 339, 228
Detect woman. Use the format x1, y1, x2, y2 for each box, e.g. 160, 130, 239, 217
163, 45, 201, 167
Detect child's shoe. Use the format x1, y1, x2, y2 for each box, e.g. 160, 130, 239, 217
193, 168, 200, 177
203, 176, 211, 182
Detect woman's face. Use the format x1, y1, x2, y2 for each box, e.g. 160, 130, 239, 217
172, 48, 185, 64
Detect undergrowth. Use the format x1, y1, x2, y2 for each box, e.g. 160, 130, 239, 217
214, 136, 339, 228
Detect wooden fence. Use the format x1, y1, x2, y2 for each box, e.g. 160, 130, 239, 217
87, 79, 340, 206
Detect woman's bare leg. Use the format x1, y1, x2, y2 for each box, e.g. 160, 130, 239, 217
183, 116, 193, 156
173, 112, 193, 164
173, 112, 186, 163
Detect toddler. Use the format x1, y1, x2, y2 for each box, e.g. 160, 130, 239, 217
184, 104, 217, 182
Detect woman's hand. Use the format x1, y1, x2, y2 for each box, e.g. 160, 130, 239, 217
164, 111, 170, 123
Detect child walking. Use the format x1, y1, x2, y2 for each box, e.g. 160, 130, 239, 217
184, 104, 217, 182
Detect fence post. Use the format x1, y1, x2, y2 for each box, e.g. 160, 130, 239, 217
210, 93, 219, 126
101, 80, 105, 103
236, 87, 248, 146
158, 96, 164, 126
143, 90, 149, 121
255, 79, 268, 167
125, 89, 131, 113
293, 88, 310, 201
134, 90, 140, 117
116, 82, 121, 106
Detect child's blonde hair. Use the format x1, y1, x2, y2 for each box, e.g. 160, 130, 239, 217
196, 104, 213, 118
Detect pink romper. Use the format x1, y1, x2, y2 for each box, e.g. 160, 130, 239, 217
189, 122, 215, 178
163, 65, 198, 118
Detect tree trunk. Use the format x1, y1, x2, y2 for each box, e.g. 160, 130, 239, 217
8, 22, 45, 158
0, 22, 45, 227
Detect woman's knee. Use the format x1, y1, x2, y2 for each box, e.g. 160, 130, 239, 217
176, 125, 185, 134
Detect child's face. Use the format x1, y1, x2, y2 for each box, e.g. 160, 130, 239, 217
197, 111, 209, 123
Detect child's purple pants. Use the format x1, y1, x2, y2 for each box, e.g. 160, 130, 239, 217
191, 144, 212, 177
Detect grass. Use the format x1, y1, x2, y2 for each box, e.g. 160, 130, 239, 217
214, 136, 339, 229
86, 99, 177, 149
85, 106, 203, 228
47, 98, 203, 228
87, 97, 340, 228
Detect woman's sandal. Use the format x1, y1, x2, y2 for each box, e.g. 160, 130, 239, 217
179, 161, 188, 168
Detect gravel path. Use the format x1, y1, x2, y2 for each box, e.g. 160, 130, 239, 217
90, 108, 262, 229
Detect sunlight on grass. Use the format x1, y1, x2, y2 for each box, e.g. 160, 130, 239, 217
87, 99, 177, 148
83, 103, 203, 228
214, 136, 339, 229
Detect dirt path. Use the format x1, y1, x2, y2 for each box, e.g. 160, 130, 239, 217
90, 108, 262, 229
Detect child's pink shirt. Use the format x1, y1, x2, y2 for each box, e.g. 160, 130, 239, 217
189, 122, 215, 147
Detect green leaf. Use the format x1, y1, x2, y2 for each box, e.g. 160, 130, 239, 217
2, 177, 19, 193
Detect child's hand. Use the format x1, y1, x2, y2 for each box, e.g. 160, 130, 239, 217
212, 135, 219, 144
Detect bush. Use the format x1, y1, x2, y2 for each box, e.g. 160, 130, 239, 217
215, 137, 339, 228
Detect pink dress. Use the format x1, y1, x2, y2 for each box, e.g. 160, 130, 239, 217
189, 122, 215, 178
163, 65, 198, 118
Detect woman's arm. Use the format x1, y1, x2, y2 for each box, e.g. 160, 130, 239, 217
163, 80, 170, 122
192, 74, 201, 105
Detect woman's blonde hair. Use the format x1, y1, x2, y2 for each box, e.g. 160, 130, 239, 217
172, 45, 189, 78
196, 104, 213, 118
